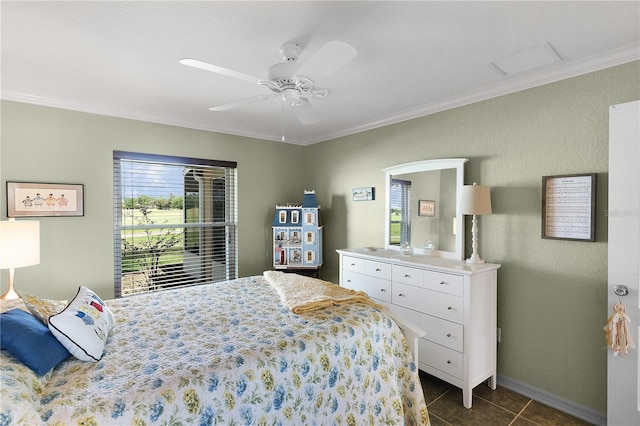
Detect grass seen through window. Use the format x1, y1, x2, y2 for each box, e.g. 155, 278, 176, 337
120, 207, 185, 274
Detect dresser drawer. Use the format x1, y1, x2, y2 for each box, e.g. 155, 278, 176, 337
342, 270, 391, 303
390, 304, 463, 352
364, 259, 392, 280
420, 339, 463, 379
392, 282, 463, 323
392, 264, 423, 287
423, 270, 464, 296
342, 256, 365, 274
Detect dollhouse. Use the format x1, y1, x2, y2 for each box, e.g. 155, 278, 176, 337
272, 190, 323, 273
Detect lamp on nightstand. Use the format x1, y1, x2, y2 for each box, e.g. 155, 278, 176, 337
458, 183, 492, 264
0, 219, 40, 300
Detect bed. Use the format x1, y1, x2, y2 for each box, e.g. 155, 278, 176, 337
1, 274, 429, 425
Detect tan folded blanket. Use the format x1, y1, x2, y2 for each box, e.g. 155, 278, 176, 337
263, 271, 382, 314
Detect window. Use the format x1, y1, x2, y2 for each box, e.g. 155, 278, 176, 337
389, 178, 411, 245
113, 151, 237, 297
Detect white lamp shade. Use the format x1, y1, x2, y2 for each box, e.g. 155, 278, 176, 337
0, 220, 40, 269
458, 183, 492, 215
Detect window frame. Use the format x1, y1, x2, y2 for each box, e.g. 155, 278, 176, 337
113, 151, 237, 297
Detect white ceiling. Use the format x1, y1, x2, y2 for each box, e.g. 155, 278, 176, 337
2, 1, 639, 145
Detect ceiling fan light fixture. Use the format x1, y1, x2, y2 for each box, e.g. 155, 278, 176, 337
282, 88, 300, 104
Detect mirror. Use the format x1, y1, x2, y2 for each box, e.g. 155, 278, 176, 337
383, 158, 468, 260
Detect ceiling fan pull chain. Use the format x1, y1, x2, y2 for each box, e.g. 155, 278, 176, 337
281, 99, 286, 142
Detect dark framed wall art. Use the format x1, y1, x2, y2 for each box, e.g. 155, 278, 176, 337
541, 173, 596, 241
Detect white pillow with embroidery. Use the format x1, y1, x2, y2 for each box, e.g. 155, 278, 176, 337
48, 286, 115, 362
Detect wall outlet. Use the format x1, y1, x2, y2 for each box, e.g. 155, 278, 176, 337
497, 327, 502, 343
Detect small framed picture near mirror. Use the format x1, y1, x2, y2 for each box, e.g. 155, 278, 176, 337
542, 173, 596, 241
419, 200, 436, 217
353, 187, 375, 201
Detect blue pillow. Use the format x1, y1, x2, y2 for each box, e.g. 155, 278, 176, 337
0, 309, 70, 375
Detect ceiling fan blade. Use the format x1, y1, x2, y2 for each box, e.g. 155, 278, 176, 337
291, 99, 319, 125
179, 58, 263, 85
329, 88, 389, 107
295, 40, 357, 81
210, 94, 277, 111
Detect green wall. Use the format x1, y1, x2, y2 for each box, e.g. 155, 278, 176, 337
1, 61, 638, 415
304, 61, 639, 414
0, 102, 305, 299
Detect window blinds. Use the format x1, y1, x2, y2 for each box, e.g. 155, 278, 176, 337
113, 151, 237, 297
390, 178, 412, 245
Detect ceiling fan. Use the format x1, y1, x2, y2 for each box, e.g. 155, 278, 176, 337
179, 40, 357, 126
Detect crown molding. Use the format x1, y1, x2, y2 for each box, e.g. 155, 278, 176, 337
0, 92, 290, 143
300, 43, 640, 145
3, 43, 638, 147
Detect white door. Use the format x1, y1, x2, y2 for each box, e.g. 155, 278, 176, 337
607, 100, 640, 425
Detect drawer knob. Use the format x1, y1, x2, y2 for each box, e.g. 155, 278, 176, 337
446, 333, 452, 338
440, 281, 446, 285
447, 306, 453, 310
376, 268, 381, 272
404, 274, 410, 278
398, 293, 406, 297
380, 289, 386, 292
350, 263, 356, 266
447, 360, 452, 364
347, 280, 352, 283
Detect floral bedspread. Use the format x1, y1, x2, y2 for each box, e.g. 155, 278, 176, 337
1, 276, 429, 425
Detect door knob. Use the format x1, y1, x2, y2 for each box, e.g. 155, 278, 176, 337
614, 285, 629, 297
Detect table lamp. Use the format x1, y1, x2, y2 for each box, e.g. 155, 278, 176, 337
458, 183, 492, 264
0, 219, 40, 300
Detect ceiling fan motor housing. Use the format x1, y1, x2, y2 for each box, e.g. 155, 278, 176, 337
267, 61, 300, 89
264, 43, 312, 92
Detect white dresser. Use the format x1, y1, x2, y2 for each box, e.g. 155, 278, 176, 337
337, 248, 500, 408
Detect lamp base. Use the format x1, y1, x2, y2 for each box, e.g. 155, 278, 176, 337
0, 288, 20, 300
0, 268, 20, 300
466, 255, 486, 265
466, 215, 486, 264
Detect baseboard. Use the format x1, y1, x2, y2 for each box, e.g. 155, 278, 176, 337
497, 374, 606, 426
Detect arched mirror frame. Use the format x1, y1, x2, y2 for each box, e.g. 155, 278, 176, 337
383, 158, 468, 260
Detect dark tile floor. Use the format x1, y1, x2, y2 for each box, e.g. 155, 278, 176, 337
420, 371, 594, 426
